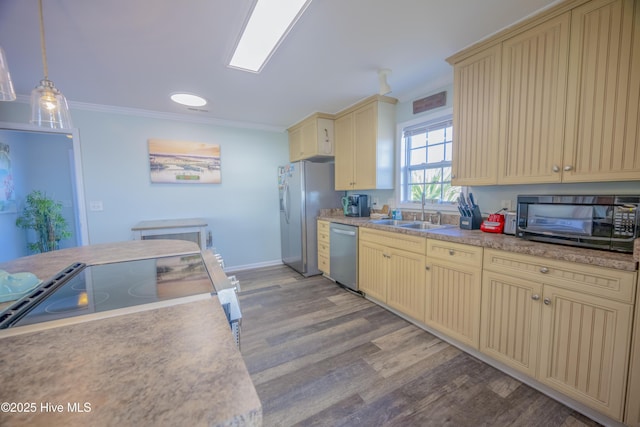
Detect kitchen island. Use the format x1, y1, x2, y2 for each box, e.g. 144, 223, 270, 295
0, 240, 261, 427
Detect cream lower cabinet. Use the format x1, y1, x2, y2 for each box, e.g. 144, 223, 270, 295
480, 271, 542, 378
424, 240, 483, 349
626, 275, 640, 426
317, 220, 330, 275
481, 249, 636, 421
358, 228, 426, 321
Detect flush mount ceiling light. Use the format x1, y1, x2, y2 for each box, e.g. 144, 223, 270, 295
0, 46, 16, 101
229, 0, 312, 73
170, 93, 208, 107
30, 0, 73, 129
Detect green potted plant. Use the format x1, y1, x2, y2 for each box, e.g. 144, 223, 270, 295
15, 190, 71, 253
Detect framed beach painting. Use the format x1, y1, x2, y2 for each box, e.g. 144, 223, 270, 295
148, 139, 221, 184
0, 142, 16, 213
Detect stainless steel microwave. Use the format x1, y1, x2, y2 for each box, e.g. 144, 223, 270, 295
516, 195, 640, 253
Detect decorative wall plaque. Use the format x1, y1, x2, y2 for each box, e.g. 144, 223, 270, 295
413, 91, 447, 114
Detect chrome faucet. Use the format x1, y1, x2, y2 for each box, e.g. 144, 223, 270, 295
421, 192, 426, 221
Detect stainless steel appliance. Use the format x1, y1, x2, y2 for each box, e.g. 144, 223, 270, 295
278, 161, 342, 276
516, 195, 640, 253
0, 254, 220, 329
503, 211, 517, 235
344, 194, 370, 217
329, 223, 358, 291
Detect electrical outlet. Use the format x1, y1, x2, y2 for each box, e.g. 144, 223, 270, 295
89, 201, 103, 211
372, 197, 379, 207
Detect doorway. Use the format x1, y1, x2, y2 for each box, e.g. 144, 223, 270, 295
0, 123, 88, 262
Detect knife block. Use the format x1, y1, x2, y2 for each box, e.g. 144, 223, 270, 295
459, 206, 482, 230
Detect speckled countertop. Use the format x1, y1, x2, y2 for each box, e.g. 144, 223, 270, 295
319, 214, 639, 272
0, 240, 261, 427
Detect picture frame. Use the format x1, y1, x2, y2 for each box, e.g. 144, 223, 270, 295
148, 139, 221, 184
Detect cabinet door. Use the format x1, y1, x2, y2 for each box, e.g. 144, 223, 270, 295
300, 120, 317, 158
563, 0, 640, 182
425, 258, 482, 349
538, 285, 633, 420
498, 13, 570, 184
288, 127, 302, 162
451, 44, 501, 186
480, 271, 542, 378
334, 113, 354, 190
386, 248, 426, 321
353, 102, 377, 189
626, 276, 640, 426
358, 240, 387, 302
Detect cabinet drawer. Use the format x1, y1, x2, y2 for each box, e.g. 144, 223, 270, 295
484, 249, 637, 303
318, 254, 330, 273
359, 228, 426, 255
318, 241, 330, 257
427, 239, 483, 268
317, 221, 330, 244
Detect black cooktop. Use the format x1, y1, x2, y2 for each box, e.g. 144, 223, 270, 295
0, 254, 213, 329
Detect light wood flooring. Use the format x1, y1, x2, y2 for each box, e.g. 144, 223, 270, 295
235, 265, 602, 427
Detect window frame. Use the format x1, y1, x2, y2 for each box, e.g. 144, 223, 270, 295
395, 107, 462, 212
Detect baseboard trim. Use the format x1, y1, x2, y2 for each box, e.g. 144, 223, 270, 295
224, 259, 283, 273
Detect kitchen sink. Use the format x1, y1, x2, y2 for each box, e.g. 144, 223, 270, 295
369, 219, 412, 226
399, 222, 452, 230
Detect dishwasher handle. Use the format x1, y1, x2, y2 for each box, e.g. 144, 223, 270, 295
332, 228, 356, 237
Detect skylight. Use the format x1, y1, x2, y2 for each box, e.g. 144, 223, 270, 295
229, 0, 312, 73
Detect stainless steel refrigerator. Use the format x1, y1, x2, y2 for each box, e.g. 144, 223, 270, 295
278, 161, 342, 276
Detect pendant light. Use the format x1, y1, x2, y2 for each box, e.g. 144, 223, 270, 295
30, 0, 72, 128
0, 46, 16, 101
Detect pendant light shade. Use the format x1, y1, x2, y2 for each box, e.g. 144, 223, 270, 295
0, 46, 16, 101
30, 0, 72, 129
30, 78, 72, 128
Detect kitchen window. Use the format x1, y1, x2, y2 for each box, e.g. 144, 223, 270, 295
399, 114, 461, 209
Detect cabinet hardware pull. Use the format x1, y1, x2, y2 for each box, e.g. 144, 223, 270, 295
563, 165, 573, 171
552, 165, 560, 172
425, 265, 430, 270
532, 294, 540, 301
449, 249, 455, 256
452, 173, 456, 179
540, 267, 549, 274
544, 297, 551, 305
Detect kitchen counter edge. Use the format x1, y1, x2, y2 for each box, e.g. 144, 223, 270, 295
318, 215, 639, 272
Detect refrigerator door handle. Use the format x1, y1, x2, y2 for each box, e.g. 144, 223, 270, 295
283, 182, 290, 224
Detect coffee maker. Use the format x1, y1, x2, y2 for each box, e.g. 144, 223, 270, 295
343, 194, 370, 217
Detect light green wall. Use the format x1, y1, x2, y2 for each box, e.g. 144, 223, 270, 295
0, 102, 289, 269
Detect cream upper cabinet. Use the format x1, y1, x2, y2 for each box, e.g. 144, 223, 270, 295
563, 0, 640, 182
334, 95, 396, 191
424, 240, 483, 349
449, 44, 501, 186
287, 113, 335, 162
448, 0, 640, 185
498, 13, 570, 184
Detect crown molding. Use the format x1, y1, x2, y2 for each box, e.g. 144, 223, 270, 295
12, 95, 286, 133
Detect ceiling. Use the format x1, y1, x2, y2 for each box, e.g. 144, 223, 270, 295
0, 0, 560, 131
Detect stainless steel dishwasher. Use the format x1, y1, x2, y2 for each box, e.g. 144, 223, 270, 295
329, 223, 358, 291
